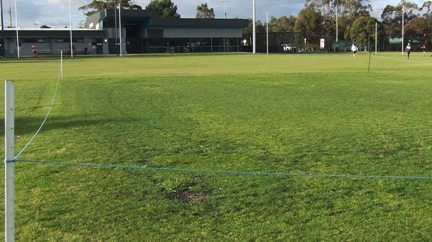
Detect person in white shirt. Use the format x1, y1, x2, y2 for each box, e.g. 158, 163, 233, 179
351, 44, 358, 58
406, 42, 412, 59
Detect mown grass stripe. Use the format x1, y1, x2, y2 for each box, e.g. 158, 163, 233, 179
15, 159, 432, 181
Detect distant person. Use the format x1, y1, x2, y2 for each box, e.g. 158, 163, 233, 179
351, 43, 358, 58
31, 43, 37, 58
421, 43, 426, 55
242, 39, 248, 46
406, 42, 411, 59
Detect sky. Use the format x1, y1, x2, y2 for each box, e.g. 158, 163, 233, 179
0, 0, 416, 28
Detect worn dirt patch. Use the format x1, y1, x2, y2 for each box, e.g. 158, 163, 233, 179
167, 189, 208, 203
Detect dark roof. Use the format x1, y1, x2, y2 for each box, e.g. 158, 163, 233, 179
148, 18, 249, 29
86, 9, 248, 29
86, 9, 158, 26
1, 29, 105, 38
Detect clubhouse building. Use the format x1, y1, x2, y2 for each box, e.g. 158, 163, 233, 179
0, 9, 248, 57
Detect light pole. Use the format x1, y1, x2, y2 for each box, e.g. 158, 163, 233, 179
69, 0, 73, 58
222, 0, 230, 19
252, 0, 256, 54
114, 0, 118, 55
118, 3, 122, 57
402, 5, 405, 55
8, 0, 10, 27
1, 0, 5, 57
335, 0, 338, 43
13, 0, 18, 59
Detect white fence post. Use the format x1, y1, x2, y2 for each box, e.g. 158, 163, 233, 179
4, 80, 15, 242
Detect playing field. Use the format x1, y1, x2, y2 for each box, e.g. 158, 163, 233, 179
1, 52, 432, 240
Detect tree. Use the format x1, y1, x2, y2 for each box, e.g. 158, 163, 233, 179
306, 0, 371, 18
145, 0, 180, 18
422, 1, 432, 14
269, 16, 297, 32
350, 16, 376, 49
242, 19, 266, 35
295, 5, 323, 45
381, 1, 419, 38
196, 3, 215, 19
306, 0, 371, 40
381, 5, 401, 38
381, 1, 419, 23
343, 0, 371, 17
405, 17, 430, 39
79, 0, 142, 16
420, 1, 432, 48
421, 1, 432, 28
341, 0, 371, 39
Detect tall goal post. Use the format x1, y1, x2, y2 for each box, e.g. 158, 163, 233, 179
4, 80, 15, 242
402, 5, 405, 56
252, 0, 256, 54
118, 3, 123, 57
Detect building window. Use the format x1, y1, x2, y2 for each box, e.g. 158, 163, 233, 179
22, 38, 36, 43
72, 38, 85, 43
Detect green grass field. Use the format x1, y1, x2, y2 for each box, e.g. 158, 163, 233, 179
1, 52, 432, 240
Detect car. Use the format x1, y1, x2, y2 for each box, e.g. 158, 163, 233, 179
281, 44, 296, 53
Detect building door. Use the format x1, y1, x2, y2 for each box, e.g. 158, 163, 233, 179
125, 25, 144, 54
126, 38, 142, 53
96, 39, 104, 54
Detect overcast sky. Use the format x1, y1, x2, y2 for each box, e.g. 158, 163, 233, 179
0, 0, 414, 28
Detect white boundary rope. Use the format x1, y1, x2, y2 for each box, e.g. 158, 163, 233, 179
14, 56, 63, 159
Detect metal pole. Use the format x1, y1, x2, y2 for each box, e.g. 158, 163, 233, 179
60, 50, 64, 80
222, 0, 228, 19
368, 49, 372, 73
252, 0, 256, 54
375, 22, 378, 55
237, 37, 239, 52
13, 0, 18, 59
69, 0, 73, 58
402, 5, 404, 56
1, 0, 5, 57
8, 0, 10, 27
4, 80, 15, 242
266, 12, 268, 56
114, 0, 118, 55
335, 0, 338, 43
118, 4, 122, 57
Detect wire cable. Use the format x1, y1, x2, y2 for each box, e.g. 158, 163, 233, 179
14, 61, 62, 159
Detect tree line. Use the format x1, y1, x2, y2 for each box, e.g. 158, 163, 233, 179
247, 0, 432, 49
80, 0, 432, 49
79, 0, 213, 19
